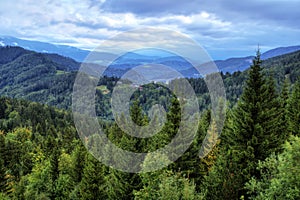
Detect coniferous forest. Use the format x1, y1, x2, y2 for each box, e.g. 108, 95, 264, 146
0, 46, 299, 200
1, 0, 300, 198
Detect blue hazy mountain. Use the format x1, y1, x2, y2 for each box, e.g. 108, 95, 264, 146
1, 36, 300, 75
261, 46, 300, 60
215, 46, 300, 73
0, 36, 89, 62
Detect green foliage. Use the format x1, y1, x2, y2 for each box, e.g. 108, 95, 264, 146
204, 51, 288, 199
0, 47, 300, 199
134, 170, 200, 200
2, 46, 300, 120
246, 136, 300, 199
287, 80, 300, 136
77, 154, 106, 200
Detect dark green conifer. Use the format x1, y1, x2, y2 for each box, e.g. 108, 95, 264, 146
205, 51, 286, 199
287, 80, 300, 136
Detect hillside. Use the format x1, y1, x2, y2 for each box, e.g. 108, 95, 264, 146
0, 54, 299, 199
0, 46, 76, 109
0, 46, 300, 117
1, 36, 300, 74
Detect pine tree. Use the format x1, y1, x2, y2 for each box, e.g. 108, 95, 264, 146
49, 147, 60, 199
278, 78, 290, 140
130, 101, 145, 126
103, 101, 145, 199
166, 98, 181, 138
0, 132, 7, 193
287, 80, 300, 136
105, 167, 141, 200
204, 51, 285, 199
71, 141, 86, 183
23, 158, 53, 199
79, 154, 107, 200
55, 151, 75, 200
245, 135, 300, 199
135, 169, 199, 200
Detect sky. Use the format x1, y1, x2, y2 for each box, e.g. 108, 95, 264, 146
0, 0, 299, 60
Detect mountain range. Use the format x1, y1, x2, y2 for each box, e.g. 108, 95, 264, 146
0, 45, 299, 117
1, 36, 300, 75
0, 36, 89, 62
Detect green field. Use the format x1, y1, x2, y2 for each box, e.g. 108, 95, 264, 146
97, 85, 110, 94
56, 70, 66, 75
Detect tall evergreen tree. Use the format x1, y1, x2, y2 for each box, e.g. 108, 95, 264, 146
204, 51, 285, 199
287, 80, 300, 136
103, 100, 146, 199
278, 79, 290, 138
78, 154, 107, 200
70, 141, 86, 184
0, 132, 7, 194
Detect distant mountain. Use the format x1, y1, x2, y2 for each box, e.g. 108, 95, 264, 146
214, 46, 300, 73
261, 45, 300, 60
106, 53, 199, 79
214, 56, 254, 73
0, 36, 90, 62
98, 46, 300, 76
1, 36, 300, 75
0, 46, 299, 116
0, 46, 82, 72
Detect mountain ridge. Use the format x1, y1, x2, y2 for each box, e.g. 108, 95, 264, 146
0, 45, 299, 117
1, 36, 300, 74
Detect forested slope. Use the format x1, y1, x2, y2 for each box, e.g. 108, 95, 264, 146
1, 46, 300, 119
0, 52, 299, 199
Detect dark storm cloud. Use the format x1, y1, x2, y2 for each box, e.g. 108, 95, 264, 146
101, 0, 201, 15
102, 0, 300, 28
216, 0, 300, 28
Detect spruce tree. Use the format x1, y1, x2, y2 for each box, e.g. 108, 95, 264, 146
245, 135, 300, 199
205, 51, 285, 199
278, 78, 290, 140
71, 142, 86, 183
79, 154, 107, 200
103, 101, 145, 199
287, 80, 300, 136
0, 132, 7, 193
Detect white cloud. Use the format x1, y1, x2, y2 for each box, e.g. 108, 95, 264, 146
0, 0, 299, 59
0, 0, 231, 48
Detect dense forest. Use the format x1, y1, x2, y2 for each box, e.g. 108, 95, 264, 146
1, 46, 300, 118
0, 48, 299, 199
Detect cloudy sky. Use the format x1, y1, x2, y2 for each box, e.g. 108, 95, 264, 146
0, 0, 299, 59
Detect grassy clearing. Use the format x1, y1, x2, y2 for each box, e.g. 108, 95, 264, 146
56, 70, 66, 75
96, 85, 110, 94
